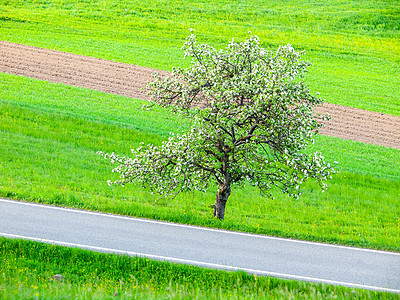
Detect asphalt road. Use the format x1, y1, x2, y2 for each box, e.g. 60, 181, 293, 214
1, 198, 399, 293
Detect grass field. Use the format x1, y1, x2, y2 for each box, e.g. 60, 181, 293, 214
1, 73, 399, 252
1, 238, 397, 299
1, 0, 399, 297
0, 0, 399, 116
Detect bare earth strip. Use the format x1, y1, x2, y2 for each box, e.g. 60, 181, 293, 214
1, 41, 399, 150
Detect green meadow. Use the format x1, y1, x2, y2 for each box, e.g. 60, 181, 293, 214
0, 0, 399, 115
1, 238, 397, 299
1, 73, 399, 252
0, 0, 399, 298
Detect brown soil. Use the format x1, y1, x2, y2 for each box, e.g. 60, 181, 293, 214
1, 40, 399, 150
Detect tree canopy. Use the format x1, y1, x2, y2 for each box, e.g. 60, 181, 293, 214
100, 33, 336, 220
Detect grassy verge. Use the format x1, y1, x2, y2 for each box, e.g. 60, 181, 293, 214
0, 0, 399, 116
1, 73, 399, 252
1, 237, 397, 299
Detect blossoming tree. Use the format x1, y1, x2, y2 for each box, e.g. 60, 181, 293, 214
100, 33, 336, 220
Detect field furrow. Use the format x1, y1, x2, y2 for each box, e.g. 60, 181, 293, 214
1, 40, 399, 149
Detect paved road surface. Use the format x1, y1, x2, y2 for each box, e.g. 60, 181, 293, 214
0, 198, 399, 293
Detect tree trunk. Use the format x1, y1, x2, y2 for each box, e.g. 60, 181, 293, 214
213, 178, 231, 220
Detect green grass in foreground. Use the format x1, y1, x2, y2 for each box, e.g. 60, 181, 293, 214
1, 73, 399, 252
1, 238, 396, 299
0, 0, 399, 116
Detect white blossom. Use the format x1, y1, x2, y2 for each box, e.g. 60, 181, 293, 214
100, 33, 337, 217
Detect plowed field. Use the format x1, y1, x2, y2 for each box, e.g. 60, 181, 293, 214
1, 41, 399, 149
